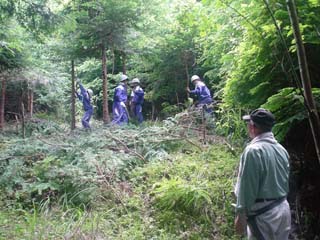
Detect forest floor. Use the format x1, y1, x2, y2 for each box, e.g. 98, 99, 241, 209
0, 118, 240, 240
0, 116, 312, 239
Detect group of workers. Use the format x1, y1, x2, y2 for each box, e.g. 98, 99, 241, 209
76, 74, 145, 129
76, 74, 292, 240
76, 73, 213, 129
111, 74, 144, 125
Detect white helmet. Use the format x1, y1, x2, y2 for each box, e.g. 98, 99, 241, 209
131, 78, 140, 84
120, 74, 128, 82
191, 75, 200, 83
87, 89, 93, 97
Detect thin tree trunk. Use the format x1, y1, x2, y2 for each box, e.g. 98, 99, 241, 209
21, 102, 25, 138
122, 51, 126, 74
112, 47, 115, 75
14, 114, 19, 134
102, 42, 110, 124
152, 102, 155, 121
287, 0, 320, 164
71, 60, 76, 130
176, 92, 180, 105
0, 77, 6, 130
27, 87, 33, 118
202, 107, 207, 144
185, 61, 190, 99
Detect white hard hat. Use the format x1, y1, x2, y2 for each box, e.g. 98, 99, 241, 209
131, 78, 140, 84
191, 75, 200, 83
120, 74, 128, 82
87, 89, 93, 97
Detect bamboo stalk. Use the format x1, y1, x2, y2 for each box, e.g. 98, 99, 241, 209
287, 0, 320, 164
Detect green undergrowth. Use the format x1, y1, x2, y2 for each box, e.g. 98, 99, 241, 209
0, 120, 240, 239
131, 145, 238, 239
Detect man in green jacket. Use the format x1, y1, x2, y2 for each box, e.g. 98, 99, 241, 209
234, 108, 291, 240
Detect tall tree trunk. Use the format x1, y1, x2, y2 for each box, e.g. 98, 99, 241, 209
152, 102, 155, 121
112, 47, 115, 75
0, 77, 6, 130
21, 101, 25, 138
71, 60, 76, 130
176, 92, 180, 105
287, 0, 320, 164
122, 51, 126, 74
184, 56, 190, 99
27, 87, 33, 118
102, 42, 110, 124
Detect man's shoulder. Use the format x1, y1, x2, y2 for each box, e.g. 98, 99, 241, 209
244, 140, 289, 159
242, 143, 266, 159
116, 85, 125, 90
245, 142, 263, 152
197, 82, 205, 87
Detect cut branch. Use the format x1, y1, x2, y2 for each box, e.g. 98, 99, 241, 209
106, 133, 146, 162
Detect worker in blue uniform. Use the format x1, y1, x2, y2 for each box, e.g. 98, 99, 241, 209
187, 75, 213, 113
129, 78, 144, 123
76, 79, 93, 129
112, 74, 129, 125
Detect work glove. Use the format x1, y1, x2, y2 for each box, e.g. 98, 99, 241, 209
120, 102, 126, 108
76, 78, 81, 84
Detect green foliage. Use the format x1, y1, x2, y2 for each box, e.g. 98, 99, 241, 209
0, 0, 58, 40
62, 0, 147, 58
0, 120, 198, 207
0, 19, 25, 71
195, 0, 320, 145
262, 87, 320, 141
130, 145, 238, 239
126, 1, 205, 107
2, 0, 320, 238
0, 122, 240, 239
152, 177, 212, 217
199, 0, 320, 111
0, 134, 94, 207
215, 104, 248, 145
160, 102, 183, 118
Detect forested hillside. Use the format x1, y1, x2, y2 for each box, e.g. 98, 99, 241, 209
1, 0, 320, 239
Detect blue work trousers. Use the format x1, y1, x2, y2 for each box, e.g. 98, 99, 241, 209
82, 109, 93, 128
112, 102, 129, 125
134, 104, 143, 123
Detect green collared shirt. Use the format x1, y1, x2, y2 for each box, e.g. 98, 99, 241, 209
235, 132, 290, 214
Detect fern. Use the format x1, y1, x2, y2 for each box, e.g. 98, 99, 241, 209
152, 177, 213, 218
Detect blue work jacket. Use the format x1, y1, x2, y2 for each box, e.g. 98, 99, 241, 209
190, 81, 212, 104
77, 84, 93, 111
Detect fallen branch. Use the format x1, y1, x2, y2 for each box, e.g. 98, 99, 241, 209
0, 153, 45, 162
36, 136, 72, 148
180, 125, 203, 131
93, 162, 129, 212
7, 111, 21, 116
183, 137, 203, 151
223, 139, 237, 156
105, 133, 146, 162
151, 134, 203, 151
0, 156, 14, 162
